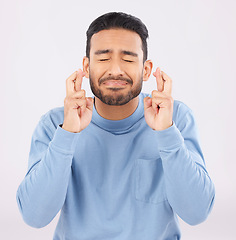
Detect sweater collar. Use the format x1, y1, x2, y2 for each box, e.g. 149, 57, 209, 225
91, 93, 144, 133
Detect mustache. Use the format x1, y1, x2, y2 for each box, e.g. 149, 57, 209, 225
99, 76, 133, 85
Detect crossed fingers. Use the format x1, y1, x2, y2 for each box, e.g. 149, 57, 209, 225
66, 69, 85, 96
153, 67, 172, 95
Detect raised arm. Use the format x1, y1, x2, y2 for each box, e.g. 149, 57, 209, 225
16, 69, 93, 228
144, 67, 215, 225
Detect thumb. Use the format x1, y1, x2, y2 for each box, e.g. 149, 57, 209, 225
143, 97, 152, 110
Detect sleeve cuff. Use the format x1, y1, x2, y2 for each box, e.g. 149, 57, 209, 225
50, 124, 81, 152
154, 121, 184, 150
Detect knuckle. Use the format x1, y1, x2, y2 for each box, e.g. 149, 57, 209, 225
64, 97, 69, 104
77, 98, 86, 105
66, 77, 71, 83
74, 90, 85, 99
167, 96, 173, 104
72, 92, 79, 98
64, 96, 72, 105
80, 89, 86, 95
151, 98, 155, 103
152, 90, 158, 96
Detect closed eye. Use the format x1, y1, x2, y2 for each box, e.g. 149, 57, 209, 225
123, 59, 134, 63
99, 59, 109, 61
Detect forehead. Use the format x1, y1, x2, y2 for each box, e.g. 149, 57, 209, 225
90, 28, 143, 54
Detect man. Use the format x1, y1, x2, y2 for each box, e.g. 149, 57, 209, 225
16, 12, 215, 240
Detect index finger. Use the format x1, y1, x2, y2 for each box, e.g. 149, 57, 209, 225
74, 69, 85, 92
153, 67, 164, 92
66, 71, 77, 96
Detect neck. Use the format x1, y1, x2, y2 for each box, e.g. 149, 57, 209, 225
94, 96, 139, 120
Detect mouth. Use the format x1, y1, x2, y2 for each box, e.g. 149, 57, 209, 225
102, 80, 129, 87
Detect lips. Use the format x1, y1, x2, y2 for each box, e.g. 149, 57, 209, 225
102, 80, 128, 86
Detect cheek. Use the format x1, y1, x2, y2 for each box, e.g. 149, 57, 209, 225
89, 63, 106, 79
129, 66, 144, 81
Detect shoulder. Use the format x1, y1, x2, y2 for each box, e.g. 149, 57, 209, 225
173, 99, 193, 117
38, 106, 64, 131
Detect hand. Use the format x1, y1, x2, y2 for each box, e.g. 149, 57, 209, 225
62, 69, 93, 133
144, 67, 173, 131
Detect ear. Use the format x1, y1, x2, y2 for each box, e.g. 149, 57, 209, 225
142, 60, 153, 82
83, 56, 90, 78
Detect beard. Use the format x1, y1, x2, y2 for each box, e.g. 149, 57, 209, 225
89, 71, 143, 106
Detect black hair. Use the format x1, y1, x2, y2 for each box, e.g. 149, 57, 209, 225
86, 12, 149, 63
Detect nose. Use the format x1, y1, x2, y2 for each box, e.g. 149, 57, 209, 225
108, 59, 124, 76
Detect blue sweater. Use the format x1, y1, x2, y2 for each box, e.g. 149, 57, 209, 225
16, 92, 215, 240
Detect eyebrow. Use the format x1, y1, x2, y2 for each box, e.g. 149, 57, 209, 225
94, 49, 111, 55
94, 49, 138, 57
122, 50, 138, 57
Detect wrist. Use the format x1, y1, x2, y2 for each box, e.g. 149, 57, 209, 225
154, 121, 173, 131
61, 124, 81, 133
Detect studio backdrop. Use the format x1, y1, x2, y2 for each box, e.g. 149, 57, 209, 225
1, 0, 235, 239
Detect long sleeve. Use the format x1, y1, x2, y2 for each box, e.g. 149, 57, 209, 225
155, 107, 215, 225
16, 118, 80, 228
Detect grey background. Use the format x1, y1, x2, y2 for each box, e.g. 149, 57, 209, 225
1, 0, 235, 239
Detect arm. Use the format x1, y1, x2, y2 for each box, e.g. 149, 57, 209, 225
16, 119, 78, 228
16, 69, 93, 228
144, 67, 215, 225
155, 108, 215, 225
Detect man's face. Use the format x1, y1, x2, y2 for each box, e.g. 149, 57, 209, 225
84, 28, 147, 106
